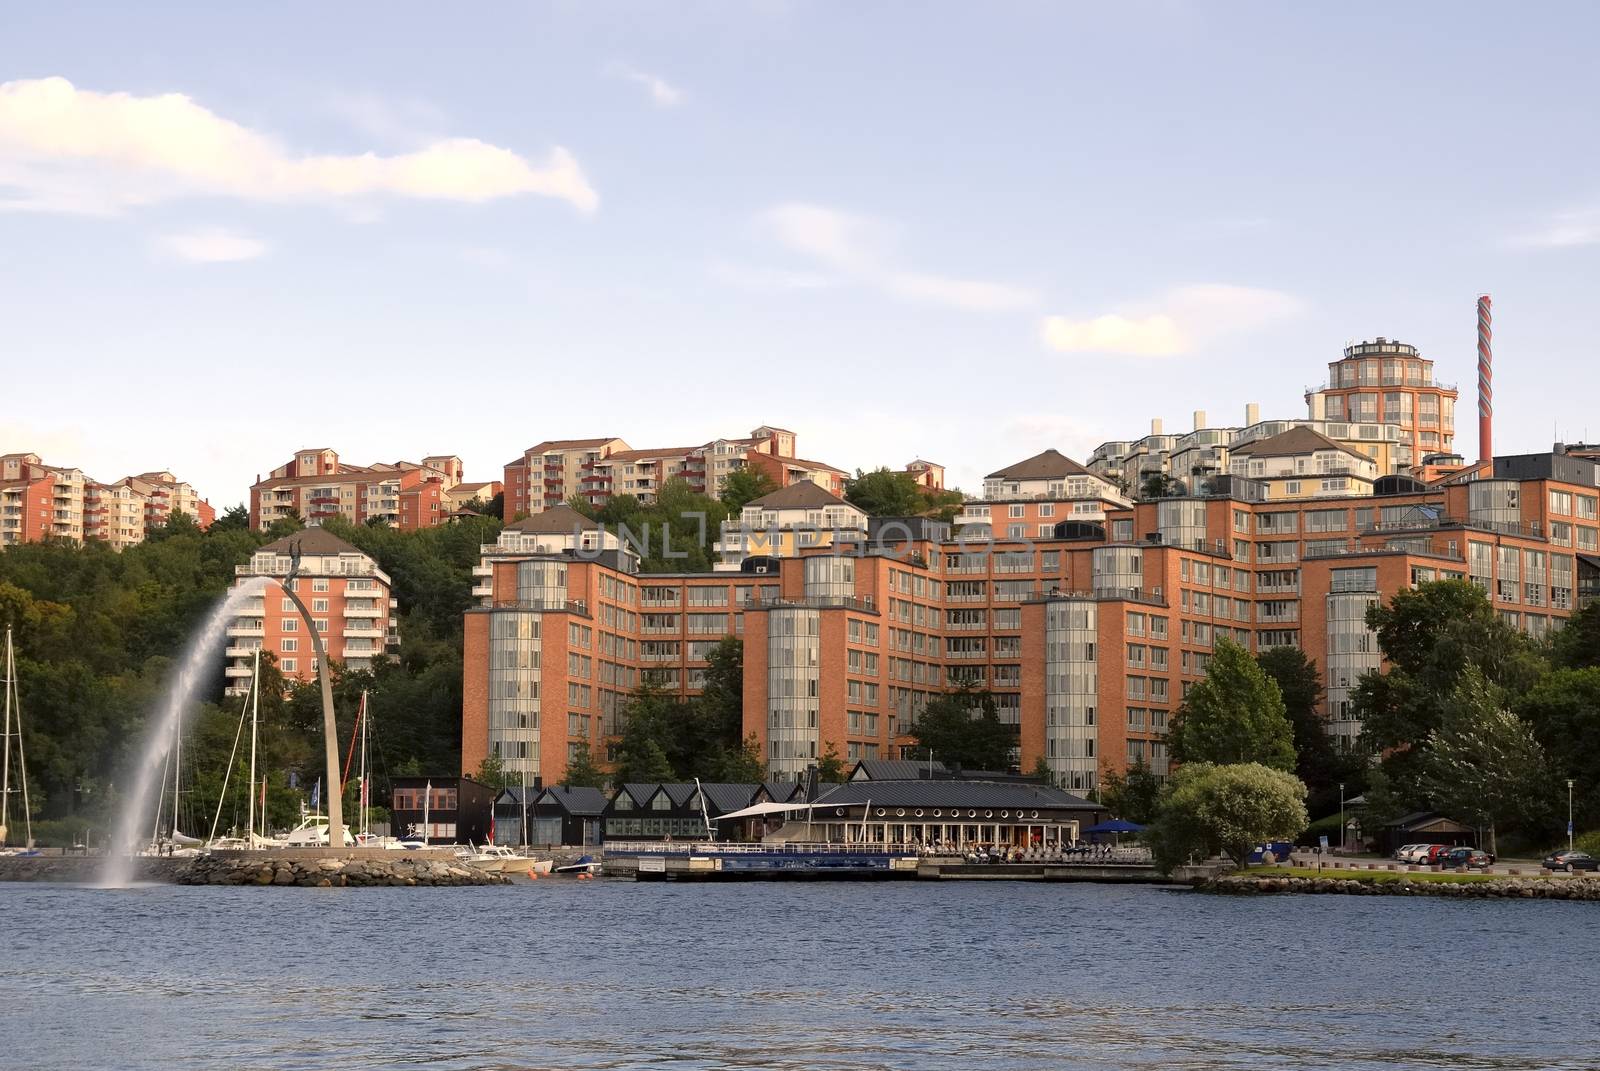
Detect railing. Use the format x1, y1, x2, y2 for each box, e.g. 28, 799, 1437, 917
746, 595, 878, 613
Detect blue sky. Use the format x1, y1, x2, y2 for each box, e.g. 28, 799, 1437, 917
3, 3, 1597, 506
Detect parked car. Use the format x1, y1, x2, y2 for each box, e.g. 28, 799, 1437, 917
1392, 843, 1425, 862
1442, 847, 1492, 870
1542, 850, 1600, 873
1419, 844, 1454, 865
1399, 843, 1439, 864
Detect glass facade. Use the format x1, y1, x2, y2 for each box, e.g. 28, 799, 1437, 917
488, 610, 541, 779
1325, 586, 1378, 746
1092, 546, 1143, 596
1157, 500, 1208, 549
1044, 598, 1098, 792
803, 555, 856, 603
766, 607, 821, 779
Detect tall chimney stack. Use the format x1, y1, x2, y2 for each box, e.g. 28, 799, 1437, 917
1193, 410, 1207, 431
1477, 294, 1493, 463
1151, 418, 1163, 436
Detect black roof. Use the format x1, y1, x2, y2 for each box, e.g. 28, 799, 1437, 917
536, 785, 608, 816
614, 783, 660, 807
761, 780, 802, 802
850, 759, 949, 781
812, 780, 1103, 812
691, 783, 763, 815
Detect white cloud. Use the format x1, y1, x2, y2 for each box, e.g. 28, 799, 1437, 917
758, 201, 1037, 312
156, 227, 267, 263
0, 76, 598, 214
1514, 206, 1600, 248
1040, 284, 1304, 356
607, 64, 685, 109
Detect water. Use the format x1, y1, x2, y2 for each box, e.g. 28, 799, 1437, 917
6, 881, 1598, 1070
105, 579, 267, 885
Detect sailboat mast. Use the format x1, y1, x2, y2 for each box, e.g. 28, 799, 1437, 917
247, 649, 260, 846
2, 627, 13, 842
520, 764, 528, 851
359, 690, 369, 839
171, 712, 182, 840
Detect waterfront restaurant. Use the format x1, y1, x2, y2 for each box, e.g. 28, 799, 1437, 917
746, 779, 1105, 850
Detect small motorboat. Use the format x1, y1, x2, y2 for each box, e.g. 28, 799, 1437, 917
464, 844, 523, 872
554, 854, 601, 876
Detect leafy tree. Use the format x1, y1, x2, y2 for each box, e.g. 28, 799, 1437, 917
1147, 762, 1309, 872
1255, 646, 1361, 814
474, 754, 509, 791
559, 743, 607, 789
1550, 600, 1600, 670
210, 504, 252, 532
1169, 638, 1296, 771
616, 737, 675, 784
1100, 760, 1162, 823
817, 741, 846, 783
1140, 472, 1181, 500
1029, 756, 1054, 786
1418, 667, 1554, 856
845, 468, 927, 517
908, 686, 1016, 771
719, 468, 778, 511
717, 733, 767, 783
1517, 667, 1600, 830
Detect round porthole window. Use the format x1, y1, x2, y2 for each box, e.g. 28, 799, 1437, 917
1000, 810, 1010, 819
875, 808, 887, 817
914, 809, 925, 818
1030, 810, 1039, 819
967, 809, 978, 819
932, 809, 943, 818
895, 808, 906, 817
834, 808, 845, 817
984, 810, 993, 819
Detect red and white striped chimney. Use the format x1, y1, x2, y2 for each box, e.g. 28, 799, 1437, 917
1477, 294, 1492, 463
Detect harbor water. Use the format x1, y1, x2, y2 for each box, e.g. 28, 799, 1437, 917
5, 880, 1596, 1070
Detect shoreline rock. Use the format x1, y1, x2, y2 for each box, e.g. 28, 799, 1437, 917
0, 853, 510, 887
1202, 873, 1600, 901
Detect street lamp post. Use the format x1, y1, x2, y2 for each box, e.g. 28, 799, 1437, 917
1339, 782, 1346, 854
1569, 779, 1576, 853
280, 542, 343, 847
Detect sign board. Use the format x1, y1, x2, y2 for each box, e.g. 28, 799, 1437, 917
638, 856, 666, 873
1318, 835, 1329, 851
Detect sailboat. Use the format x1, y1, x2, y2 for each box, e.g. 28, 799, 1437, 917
510, 766, 553, 875
204, 650, 284, 851
142, 708, 204, 857
1, 626, 37, 856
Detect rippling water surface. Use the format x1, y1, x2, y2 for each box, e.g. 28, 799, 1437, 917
5, 880, 1598, 1070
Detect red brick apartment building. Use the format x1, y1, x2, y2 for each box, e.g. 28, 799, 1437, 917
500, 426, 846, 520
461, 446, 1600, 794
250, 448, 466, 531
3, 452, 213, 549
224, 529, 398, 694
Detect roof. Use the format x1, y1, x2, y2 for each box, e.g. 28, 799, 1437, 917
812, 779, 1104, 812
256, 528, 365, 556
1230, 426, 1363, 459
692, 783, 762, 815
602, 447, 700, 463
747, 481, 853, 510
503, 504, 601, 535
525, 437, 623, 454
761, 780, 802, 803
536, 785, 609, 816
777, 456, 848, 475
654, 783, 701, 808
614, 783, 660, 806
986, 448, 1098, 481
1386, 811, 1475, 833
850, 759, 949, 782
452, 482, 497, 494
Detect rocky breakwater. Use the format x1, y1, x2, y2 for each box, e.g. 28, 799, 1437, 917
180, 854, 510, 888
1205, 873, 1600, 901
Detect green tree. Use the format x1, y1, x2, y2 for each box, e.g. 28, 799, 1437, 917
1517, 667, 1600, 829
719, 468, 778, 511
1550, 600, 1600, 670
908, 686, 1016, 771
1169, 638, 1296, 771
1418, 667, 1554, 856
616, 737, 675, 784
474, 754, 509, 791
1139, 472, 1181, 500
717, 733, 768, 783
559, 743, 607, 789
210, 504, 252, 532
844, 468, 927, 517
817, 741, 846, 783
1147, 762, 1309, 872
1029, 756, 1054, 786
1255, 646, 1361, 814
1100, 760, 1162, 823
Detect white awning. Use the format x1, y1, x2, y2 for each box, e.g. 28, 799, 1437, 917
714, 800, 820, 821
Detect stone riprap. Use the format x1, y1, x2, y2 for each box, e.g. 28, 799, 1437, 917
0, 853, 509, 886
1205, 873, 1600, 901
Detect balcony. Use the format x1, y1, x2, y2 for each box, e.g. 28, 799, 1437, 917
225, 665, 254, 678
471, 583, 493, 599
224, 645, 260, 659
343, 605, 384, 619
343, 625, 385, 639
227, 623, 265, 637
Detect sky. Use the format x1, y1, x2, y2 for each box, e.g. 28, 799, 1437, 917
3, 2, 1599, 507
